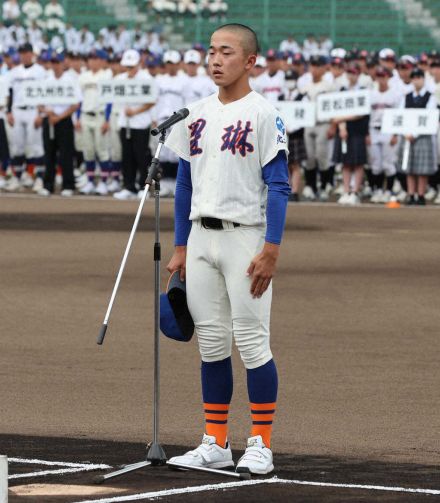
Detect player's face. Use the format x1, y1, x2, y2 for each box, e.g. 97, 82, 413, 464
412, 75, 424, 91
398, 66, 412, 82
266, 58, 278, 73
347, 72, 359, 86
430, 66, 440, 82
88, 57, 100, 72
208, 30, 256, 88
185, 62, 198, 77
20, 50, 33, 66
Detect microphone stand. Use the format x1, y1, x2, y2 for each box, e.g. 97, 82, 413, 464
95, 129, 167, 482
95, 126, 251, 484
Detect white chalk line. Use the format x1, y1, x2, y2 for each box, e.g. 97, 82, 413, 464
72, 476, 440, 503
8, 457, 111, 480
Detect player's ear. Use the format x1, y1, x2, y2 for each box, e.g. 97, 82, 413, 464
245, 54, 257, 71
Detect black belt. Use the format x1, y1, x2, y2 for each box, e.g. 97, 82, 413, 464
17, 106, 33, 110
373, 126, 382, 130
85, 111, 104, 117
201, 217, 240, 230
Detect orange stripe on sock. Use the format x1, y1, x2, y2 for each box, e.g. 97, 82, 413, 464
204, 403, 229, 411
204, 403, 229, 448
250, 402, 276, 449
250, 402, 276, 411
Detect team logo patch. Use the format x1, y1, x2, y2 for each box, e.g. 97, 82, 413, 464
188, 118, 206, 156
276, 116, 286, 135
221, 120, 254, 157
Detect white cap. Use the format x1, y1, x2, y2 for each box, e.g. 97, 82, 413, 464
163, 50, 181, 64
121, 49, 140, 67
379, 48, 396, 60
184, 49, 201, 65
330, 48, 347, 59
255, 56, 267, 68
400, 54, 416, 65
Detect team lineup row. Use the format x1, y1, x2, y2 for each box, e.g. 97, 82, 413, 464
1, 43, 440, 205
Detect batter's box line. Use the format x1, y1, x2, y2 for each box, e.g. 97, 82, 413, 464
72, 477, 440, 503
8, 457, 111, 480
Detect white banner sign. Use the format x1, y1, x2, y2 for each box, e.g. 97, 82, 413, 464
98, 79, 156, 104
316, 89, 370, 121
21, 80, 81, 105
274, 101, 316, 130
381, 108, 439, 135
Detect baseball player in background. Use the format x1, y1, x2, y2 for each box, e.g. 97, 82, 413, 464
76, 49, 112, 195
252, 49, 285, 103
108, 54, 124, 193
165, 23, 290, 475
182, 49, 217, 105
5, 43, 46, 192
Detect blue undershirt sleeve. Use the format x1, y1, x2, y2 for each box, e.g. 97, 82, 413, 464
174, 158, 193, 246
105, 103, 112, 122
76, 104, 81, 120
262, 151, 291, 245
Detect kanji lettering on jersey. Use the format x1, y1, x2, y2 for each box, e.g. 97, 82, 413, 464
221, 120, 254, 157
189, 118, 206, 156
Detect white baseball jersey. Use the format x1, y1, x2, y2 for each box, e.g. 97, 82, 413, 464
252, 70, 286, 103
78, 68, 112, 113
183, 74, 217, 105
6, 63, 47, 108
370, 86, 401, 128
44, 72, 82, 116
165, 90, 288, 226
116, 70, 157, 130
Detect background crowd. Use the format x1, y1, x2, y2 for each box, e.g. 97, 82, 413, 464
1, 0, 440, 205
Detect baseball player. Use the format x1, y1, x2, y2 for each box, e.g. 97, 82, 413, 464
108, 54, 124, 193
0, 61, 10, 189
368, 66, 400, 204
252, 49, 286, 104
182, 49, 217, 105
76, 49, 113, 195
165, 23, 290, 475
5, 42, 47, 192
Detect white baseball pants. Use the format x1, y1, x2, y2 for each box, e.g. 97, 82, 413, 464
10, 108, 44, 158
369, 129, 397, 176
81, 113, 110, 162
186, 221, 273, 370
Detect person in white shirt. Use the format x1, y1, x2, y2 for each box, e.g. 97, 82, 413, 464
318, 35, 333, 57
64, 23, 80, 53
77, 49, 112, 195
368, 66, 401, 204
0, 68, 10, 189
77, 25, 95, 56
8, 22, 26, 48
303, 34, 319, 61
2, 0, 20, 24
37, 52, 81, 196
252, 49, 285, 104
22, 0, 43, 27
279, 36, 300, 54
116, 24, 132, 53
152, 49, 186, 196
112, 49, 157, 200
397, 68, 438, 205
329, 56, 348, 90
27, 21, 44, 50
429, 59, 440, 204
5, 43, 47, 192
44, 0, 65, 33
182, 49, 217, 105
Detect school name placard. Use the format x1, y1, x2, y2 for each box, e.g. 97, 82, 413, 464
98, 79, 157, 104
381, 109, 439, 135
21, 80, 81, 105
274, 102, 316, 130
316, 89, 370, 121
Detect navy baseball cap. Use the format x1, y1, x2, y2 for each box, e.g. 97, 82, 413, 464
89, 49, 108, 60
18, 43, 33, 53
51, 51, 65, 63
309, 55, 327, 66
160, 271, 194, 342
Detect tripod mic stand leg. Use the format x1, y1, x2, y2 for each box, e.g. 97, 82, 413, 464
94, 460, 152, 484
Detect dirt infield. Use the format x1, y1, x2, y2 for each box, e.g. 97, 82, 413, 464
1, 194, 439, 501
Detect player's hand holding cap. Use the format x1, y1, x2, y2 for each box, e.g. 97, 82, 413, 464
160, 271, 194, 342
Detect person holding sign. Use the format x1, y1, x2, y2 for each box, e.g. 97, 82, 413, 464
113, 49, 157, 201
332, 63, 370, 206
397, 68, 438, 206
37, 52, 81, 197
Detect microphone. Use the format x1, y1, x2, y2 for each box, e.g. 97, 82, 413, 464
151, 108, 189, 136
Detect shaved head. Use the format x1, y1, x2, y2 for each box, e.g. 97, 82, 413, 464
214, 23, 260, 56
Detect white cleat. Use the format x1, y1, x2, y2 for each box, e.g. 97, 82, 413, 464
425, 186, 437, 201
346, 192, 360, 206
32, 177, 44, 192
60, 189, 74, 197
236, 435, 274, 475
361, 184, 372, 198
21, 171, 34, 188
94, 180, 109, 196
302, 185, 316, 201
37, 187, 51, 197
380, 190, 392, 204
113, 189, 138, 201
337, 192, 350, 205
79, 181, 96, 195
168, 434, 234, 470
107, 179, 121, 193
75, 173, 89, 189
5, 176, 21, 192
370, 189, 383, 204
0, 176, 6, 189
396, 190, 407, 203
434, 192, 440, 205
